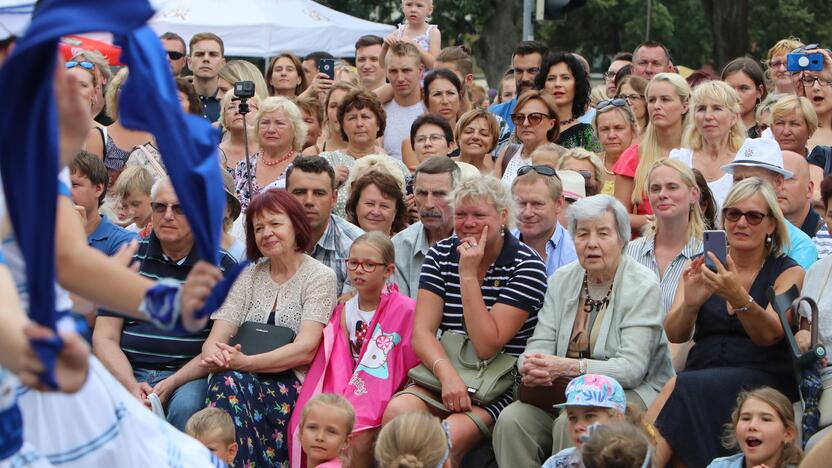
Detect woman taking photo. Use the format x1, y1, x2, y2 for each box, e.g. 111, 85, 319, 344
233, 96, 307, 211
402, 69, 464, 170
383, 176, 548, 464
218, 92, 259, 173
669, 80, 745, 211
496, 89, 559, 188
451, 109, 500, 175
593, 98, 639, 194
536, 52, 600, 152
721, 57, 767, 138
345, 170, 409, 236
652, 178, 805, 467
493, 194, 673, 467
202, 189, 337, 467
615, 75, 649, 140
614, 73, 691, 232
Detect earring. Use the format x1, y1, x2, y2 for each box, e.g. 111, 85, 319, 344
501, 224, 505, 236
766, 234, 772, 245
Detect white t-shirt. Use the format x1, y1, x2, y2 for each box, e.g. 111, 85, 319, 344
669, 148, 733, 212
383, 99, 426, 161
344, 295, 376, 361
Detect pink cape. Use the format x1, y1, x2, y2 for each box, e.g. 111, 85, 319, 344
288, 285, 419, 467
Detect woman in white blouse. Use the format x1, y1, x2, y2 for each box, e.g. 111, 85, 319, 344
200, 189, 336, 468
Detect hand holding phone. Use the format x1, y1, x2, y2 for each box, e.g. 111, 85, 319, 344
318, 58, 335, 80
703, 230, 727, 272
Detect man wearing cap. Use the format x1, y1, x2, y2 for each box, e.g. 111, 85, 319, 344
392, 157, 457, 298
558, 170, 587, 228
781, 150, 824, 238
286, 156, 363, 296
511, 166, 577, 277
722, 138, 818, 269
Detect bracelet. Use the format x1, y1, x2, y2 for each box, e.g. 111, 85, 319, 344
731, 295, 755, 314
579, 359, 587, 375
432, 358, 448, 374
139, 279, 185, 332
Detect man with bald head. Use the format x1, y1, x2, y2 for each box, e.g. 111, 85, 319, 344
781, 150, 824, 237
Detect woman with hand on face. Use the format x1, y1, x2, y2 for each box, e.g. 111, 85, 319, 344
593, 99, 639, 194
536, 52, 600, 152
65, 59, 106, 159
614, 73, 691, 233
402, 69, 463, 170
615, 75, 649, 140
651, 177, 805, 468
233, 97, 307, 212
218, 92, 260, 173
495, 90, 560, 188
382, 176, 548, 465
345, 170, 409, 236
721, 57, 767, 138
669, 80, 746, 211
452, 109, 500, 175
266, 52, 334, 101
202, 189, 337, 468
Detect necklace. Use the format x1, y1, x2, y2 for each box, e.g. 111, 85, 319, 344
560, 116, 577, 126
582, 273, 613, 314
260, 148, 295, 167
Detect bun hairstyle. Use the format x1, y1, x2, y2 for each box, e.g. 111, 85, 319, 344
375, 412, 448, 468
581, 421, 652, 468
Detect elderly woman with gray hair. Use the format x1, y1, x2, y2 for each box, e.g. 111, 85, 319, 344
493, 194, 674, 468
382, 176, 548, 464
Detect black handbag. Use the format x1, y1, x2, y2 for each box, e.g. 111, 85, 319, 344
230, 321, 295, 356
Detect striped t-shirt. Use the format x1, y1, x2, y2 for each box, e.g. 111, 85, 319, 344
419, 232, 548, 357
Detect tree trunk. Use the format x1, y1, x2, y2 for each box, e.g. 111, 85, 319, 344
474, 0, 524, 88
701, 0, 749, 69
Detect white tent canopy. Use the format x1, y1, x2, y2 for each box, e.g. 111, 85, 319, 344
0, 0, 33, 40
149, 0, 394, 58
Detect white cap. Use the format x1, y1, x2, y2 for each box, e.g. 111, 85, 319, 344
721, 138, 794, 179
558, 170, 586, 200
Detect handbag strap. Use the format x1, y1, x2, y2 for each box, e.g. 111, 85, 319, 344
136, 143, 166, 179
395, 388, 492, 438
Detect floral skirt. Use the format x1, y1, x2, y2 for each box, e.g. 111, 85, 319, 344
206, 370, 300, 468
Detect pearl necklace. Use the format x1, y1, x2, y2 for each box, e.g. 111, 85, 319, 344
260, 148, 295, 167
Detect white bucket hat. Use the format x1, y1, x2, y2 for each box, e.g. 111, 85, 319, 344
721, 138, 794, 179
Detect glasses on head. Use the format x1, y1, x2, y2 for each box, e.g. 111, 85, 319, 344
597, 98, 629, 111
345, 258, 384, 272
517, 164, 559, 178
802, 75, 832, 88
792, 43, 821, 53
510, 112, 549, 127
150, 202, 184, 216
166, 50, 185, 60
414, 134, 446, 145
576, 170, 593, 180
65, 60, 95, 70
722, 207, 768, 225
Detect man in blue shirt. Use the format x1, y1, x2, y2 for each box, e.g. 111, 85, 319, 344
511, 166, 577, 276
69, 151, 137, 255
488, 41, 549, 132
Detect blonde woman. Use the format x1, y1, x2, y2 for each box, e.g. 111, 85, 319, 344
557, 148, 606, 196
216, 59, 270, 101
766, 37, 804, 94
218, 92, 260, 172
593, 99, 640, 194
613, 73, 691, 231
770, 95, 825, 199
669, 80, 746, 211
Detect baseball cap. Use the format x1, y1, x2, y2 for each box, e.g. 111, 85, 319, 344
721, 138, 794, 179
554, 374, 627, 413
558, 170, 586, 201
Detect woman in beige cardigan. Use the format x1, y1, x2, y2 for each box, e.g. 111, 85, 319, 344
492, 194, 674, 468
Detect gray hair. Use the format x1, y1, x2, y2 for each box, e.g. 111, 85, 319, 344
452, 175, 516, 229
253, 96, 308, 151
150, 177, 174, 202
567, 194, 630, 251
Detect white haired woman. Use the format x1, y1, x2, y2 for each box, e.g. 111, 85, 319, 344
382, 176, 548, 465
652, 177, 805, 467
234, 96, 308, 211
493, 194, 674, 467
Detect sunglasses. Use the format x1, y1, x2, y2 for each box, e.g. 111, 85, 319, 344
150, 202, 184, 215
65, 60, 95, 70
597, 98, 628, 111
510, 112, 550, 127
166, 50, 185, 60
722, 207, 768, 225
517, 164, 559, 178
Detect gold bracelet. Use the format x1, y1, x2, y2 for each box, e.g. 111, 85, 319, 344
432, 358, 448, 374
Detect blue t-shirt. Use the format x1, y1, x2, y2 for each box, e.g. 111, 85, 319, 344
489, 97, 518, 131
785, 220, 818, 270
88, 215, 138, 256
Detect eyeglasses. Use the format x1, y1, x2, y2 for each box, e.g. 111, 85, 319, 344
65, 60, 95, 70
510, 112, 550, 127
517, 164, 559, 178
345, 259, 385, 272
618, 93, 644, 102
414, 134, 447, 145
722, 207, 768, 225
801, 75, 832, 88
576, 170, 593, 180
597, 98, 628, 111
150, 202, 184, 215
166, 50, 185, 60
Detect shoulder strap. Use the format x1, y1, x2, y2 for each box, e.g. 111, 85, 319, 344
500, 143, 521, 174
136, 144, 166, 179
96, 126, 107, 161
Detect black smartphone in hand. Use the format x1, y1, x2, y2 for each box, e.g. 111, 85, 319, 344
318, 58, 335, 80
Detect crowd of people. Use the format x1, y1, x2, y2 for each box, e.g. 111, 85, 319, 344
8, 0, 832, 466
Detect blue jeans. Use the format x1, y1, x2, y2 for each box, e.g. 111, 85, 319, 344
132, 368, 208, 431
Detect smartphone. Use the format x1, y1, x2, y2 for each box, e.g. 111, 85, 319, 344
703, 230, 727, 272
787, 53, 824, 72
318, 58, 335, 80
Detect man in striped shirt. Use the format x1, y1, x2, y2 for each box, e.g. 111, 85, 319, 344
92, 179, 237, 431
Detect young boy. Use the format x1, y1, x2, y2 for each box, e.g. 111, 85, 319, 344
542, 374, 627, 468
113, 166, 154, 236
186, 407, 238, 466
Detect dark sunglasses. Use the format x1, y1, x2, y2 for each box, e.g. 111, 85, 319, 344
510, 112, 550, 127
722, 207, 768, 225
597, 98, 628, 111
166, 50, 185, 60
65, 60, 94, 70
517, 164, 559, 178
150, 202, 184, 215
